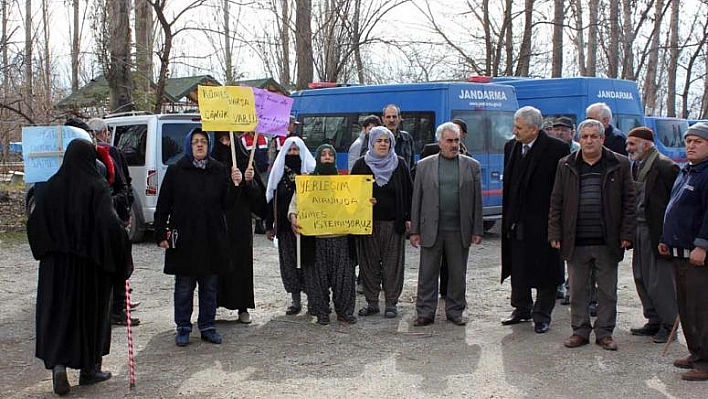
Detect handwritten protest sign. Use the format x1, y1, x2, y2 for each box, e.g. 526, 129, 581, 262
253, 87, 293, 136
22, 126, 93, 183
296, 175, 373, 235
198, 85, 258, 131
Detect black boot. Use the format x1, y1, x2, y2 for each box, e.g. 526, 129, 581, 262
79, 360, 112, 386
286, 292, 302, 315
52, 365, 70, 396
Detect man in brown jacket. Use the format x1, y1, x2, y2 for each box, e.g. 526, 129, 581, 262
548, 119, 636, 351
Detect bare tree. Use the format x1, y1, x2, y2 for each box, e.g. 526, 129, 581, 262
135, 0, 154, 110
23, 0, 33, 119
514, 0, 534, 76
71, 0, 80, 92
679, 14, 708, 118
295, 0, 313, 89
606, 0, 620, 78
106, 0, 133, 112
551, 0, 564, 77
586, 0, 598, 76
642, 0, 665, 115
569, 0, 587, 76
665, 0, 679, 117
148, 0, 207, 113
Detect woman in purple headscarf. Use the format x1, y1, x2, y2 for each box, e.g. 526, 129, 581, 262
351, 126, 413, 318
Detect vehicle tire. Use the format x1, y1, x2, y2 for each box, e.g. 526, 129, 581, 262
127, 203, 145, 243
483, 220, 496, 232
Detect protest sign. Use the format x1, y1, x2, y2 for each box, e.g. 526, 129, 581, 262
22, 126, 93, 183
296, 175, 373, 235
198, 85, 258, 131
252, 87, 293, 136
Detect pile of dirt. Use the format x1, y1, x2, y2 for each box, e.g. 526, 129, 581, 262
0, 186, 26, 233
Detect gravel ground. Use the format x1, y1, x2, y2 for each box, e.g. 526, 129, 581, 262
0, 225, 705, 398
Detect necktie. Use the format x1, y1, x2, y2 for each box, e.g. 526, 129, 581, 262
521, 144, 530, 157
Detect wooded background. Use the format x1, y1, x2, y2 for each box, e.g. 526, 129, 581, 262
1, 0, 707, 156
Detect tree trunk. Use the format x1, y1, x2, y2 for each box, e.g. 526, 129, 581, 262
483, 0, 492, 75
607, 0, 620, 78
352, 0, 364, 83
621, 0, 634, 80
42, 0, 51, 115
514, 0, 534, 76
586, 0, 598, 76
24, 0, 33, 118
666, 0, 679, 117
71, 0, 80, 93
135, 0, 153, 110
106, 0, 133, 113
503, 0, 513, 75
703, 53, 708, 118
551, 0, 564, 77
642, 0, 664, 115
295, 0, 313, 89
572, 0, 587, 76
280, 0, 292, 85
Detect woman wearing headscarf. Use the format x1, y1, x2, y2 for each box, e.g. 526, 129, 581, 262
210, 131, 266, 324
155, 129, 242, 347
27, 139, 132, 396
351, 126, 413, 318
265, 136, 316, 315
288, 144, 358, 325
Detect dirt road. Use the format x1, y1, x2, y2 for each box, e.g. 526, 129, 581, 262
0, 227, 704, 398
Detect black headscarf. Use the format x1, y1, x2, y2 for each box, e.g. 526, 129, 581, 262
312, 144, 339, 175
27, 139, 132, 278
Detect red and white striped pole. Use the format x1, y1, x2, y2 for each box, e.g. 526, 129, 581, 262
125, 279, 136, 389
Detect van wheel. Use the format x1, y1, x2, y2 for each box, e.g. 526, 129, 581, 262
127, 204, 145, 243
483, 220, 496, 232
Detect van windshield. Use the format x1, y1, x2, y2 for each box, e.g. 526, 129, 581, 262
451, 110, 515, 153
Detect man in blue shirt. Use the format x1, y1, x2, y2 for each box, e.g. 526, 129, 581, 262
659, 122, 708, 381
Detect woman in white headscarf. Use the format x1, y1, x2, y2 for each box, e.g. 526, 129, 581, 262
265, 136, 316, 315
350, 126, 413, 319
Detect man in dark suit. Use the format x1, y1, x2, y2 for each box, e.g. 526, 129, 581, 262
625, 126, 679, 343
501, 106, 570, 334
410, 122, 483, 327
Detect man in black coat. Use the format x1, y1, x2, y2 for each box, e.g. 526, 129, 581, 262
501, 106, 570, 333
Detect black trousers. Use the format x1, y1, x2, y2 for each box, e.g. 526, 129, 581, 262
509, 239, 557, 324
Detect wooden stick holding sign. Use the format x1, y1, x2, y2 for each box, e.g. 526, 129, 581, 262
247, 131, 260, 171
228, 131, 239, 186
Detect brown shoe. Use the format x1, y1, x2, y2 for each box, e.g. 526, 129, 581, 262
673, 357, 695, 369
596, 336, 618, 351
564, 334, 589, 348
681, 369, 708, 381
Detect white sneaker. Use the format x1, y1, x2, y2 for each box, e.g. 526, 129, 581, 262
238, 311, 252, 324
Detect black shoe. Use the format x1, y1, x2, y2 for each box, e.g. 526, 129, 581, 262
534, 322, 550, 334
111, 310, 141, 326
286, 304, 302, 315
501, 311, 532, 326
358, 306, 380, 316
337, 314, 357, 324
317, 314, 330, 325
413, 317, 434, 327
79, 369, 112, 386
447, 316, 467, 326
652, 326, 676, 343
630, 323, 661, 336
589, 302, 598, 317
200, 329, 223, 344
52, 365, 70, 396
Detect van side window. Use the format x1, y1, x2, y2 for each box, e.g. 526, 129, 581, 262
160, 123, 205, 164
302, 115, 351, 152
114, 124, 147, 166
400, 112, 435, 154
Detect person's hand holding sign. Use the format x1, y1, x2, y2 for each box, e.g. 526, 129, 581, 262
289, 213, 302, 235
231, 167, 243, 186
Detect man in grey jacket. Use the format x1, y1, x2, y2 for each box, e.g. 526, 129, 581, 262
409, 122, 483, 327
548, 119, 636, 351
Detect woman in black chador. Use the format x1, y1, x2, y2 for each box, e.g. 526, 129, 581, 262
211, 131, 267, 323
27, 139, 132, 396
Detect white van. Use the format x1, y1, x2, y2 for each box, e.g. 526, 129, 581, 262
106, 112, 202, 241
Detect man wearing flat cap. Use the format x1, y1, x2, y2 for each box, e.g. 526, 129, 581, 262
659, 122, 708, 381
549, 117, 580, 153
625, 126, 678, 343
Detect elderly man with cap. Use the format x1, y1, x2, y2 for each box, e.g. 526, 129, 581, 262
548, 117, 580, 153
659, 122, 708, 381
625, 126, 679, 343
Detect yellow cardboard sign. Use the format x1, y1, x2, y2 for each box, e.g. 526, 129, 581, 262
198, 85, 258, 131
296, 175, 373, 235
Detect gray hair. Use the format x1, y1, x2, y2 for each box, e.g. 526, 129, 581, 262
514, 106, 543, 130
436, 122, 460, 141
87, 118, 108, 133
577, 119, 605, 136
586, 102, 613, 120
382, 104, 401, 116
